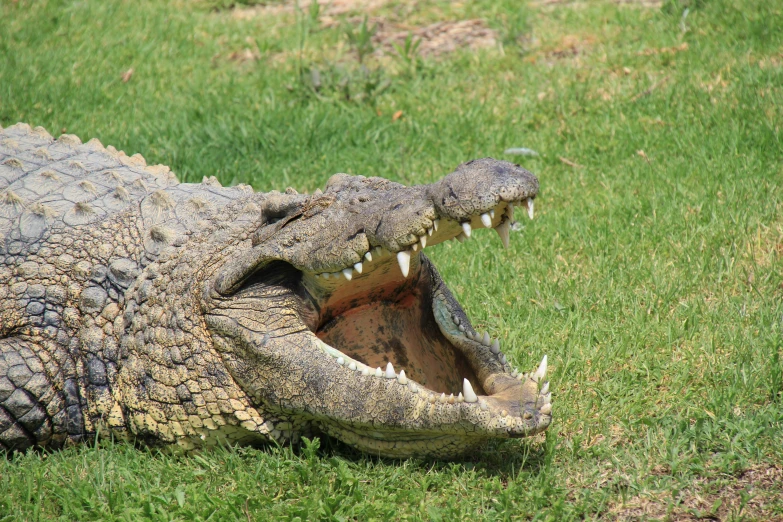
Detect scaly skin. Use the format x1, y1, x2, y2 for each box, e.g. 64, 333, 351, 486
0, 123, 551, 458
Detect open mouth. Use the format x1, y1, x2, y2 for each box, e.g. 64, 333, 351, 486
297, 198, 551, 449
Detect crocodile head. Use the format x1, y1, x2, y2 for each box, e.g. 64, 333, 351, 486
206, 158, 550, 457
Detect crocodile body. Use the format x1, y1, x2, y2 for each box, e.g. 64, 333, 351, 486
0, 123, 550, 457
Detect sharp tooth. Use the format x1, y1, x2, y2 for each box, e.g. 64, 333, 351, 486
348, 361, 357, 370
321, 272, 330, 280
385, 362, 396, 379
457, 392, 464, 402
375, 367, 383, 377
455, 232, 466, 243
540, 403, 552, 415
495, 219, 510, 249
526, 198, 534, 219
482, 332, 491, 346
507, 202, 514, 220
362, 368, 370, 376
336, 357, 345, 365
462, 378, 478, 403
490, 209, 495, 219
461, 222, 472, 237
433, 219, 439, 231
500, 354, 507, 364
490, 339, 500, 354
427, 227, 433, 236
533, 355, 548, 382
412, 243, 418, 252
419, 235, 427, 248
458, 324, 465, 332
448, 394, 455, 404
541, 382, 549, 395
511, 369, 518, 377
354, 262, 363, 274
480, 212, 492, 228
342, 268, 353, 280
397, 250, 411, 277
541, 393, 551, 405
479, 400, 488, 410
409, 382, 418, 393
452, 314, 460, 325
439, 393, 447, 403
365, 251, 372, 262
397, 369, 407, 385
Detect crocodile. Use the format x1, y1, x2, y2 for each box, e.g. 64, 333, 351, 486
0, 122, 551, 458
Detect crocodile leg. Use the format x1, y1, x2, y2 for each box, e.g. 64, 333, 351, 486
0, 338, 75, 450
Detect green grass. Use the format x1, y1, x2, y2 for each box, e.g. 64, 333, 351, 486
2, 0, 783, 519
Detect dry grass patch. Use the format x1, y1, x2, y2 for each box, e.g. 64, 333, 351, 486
611, 465, 783, 521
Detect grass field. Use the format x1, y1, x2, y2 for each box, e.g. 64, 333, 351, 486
2, 0, 783, 519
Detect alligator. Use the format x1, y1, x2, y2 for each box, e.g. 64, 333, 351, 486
0, 123, 551, 458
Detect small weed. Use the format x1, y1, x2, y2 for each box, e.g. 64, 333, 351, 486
344, 15, 377, 65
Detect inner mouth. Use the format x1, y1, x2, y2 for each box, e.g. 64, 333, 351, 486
314, 254, 485, 396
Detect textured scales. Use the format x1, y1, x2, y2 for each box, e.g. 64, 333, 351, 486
0, 123, 551, 458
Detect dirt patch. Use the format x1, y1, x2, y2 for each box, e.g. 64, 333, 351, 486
228, 1, 496, 58
610, 465, 783, 521
372, 19, 496, 58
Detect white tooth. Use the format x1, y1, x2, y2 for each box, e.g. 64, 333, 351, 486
374, 246, 383, 257
541, 382, 549, 395
500, 354, 507, 364
533, 355, 548, 382
458, 324, 466, 332
433, 219, 439, 231
397, 250, 411, 277
461, 222, 472, 237
412, 243, 418, 252
462, 378, 478, 403
507, 202, 514, 220
448, 394, 455, 404
385, 362, 396, 379
419, 235, 427, 248
541, 393, 551, 405
540, 403, 552, 415
348, 361, 357, 370
342, 268, 353, 281
336, 357, 344, 365
457, 392, 464, 402
490, 209, 495, 219
495, 219, 510, 249
439, 393, 447, 403
455, 232, 466, 243
354, 262, 363, 274
480, 212, 492, 228
364, 251, 372, 262
452, 314, 460, 325
375, 367, 383, 377
527, 198, 534, 219
397, 369, 407, 385
362, 368, 369, 376
490, 339, 500, 354
321, 272, 330, 280
479, 400, 488, 410
427, 227, 433, 236
511, 369, 518, 377
482, 332, 491, 346
409, 382, 418, 393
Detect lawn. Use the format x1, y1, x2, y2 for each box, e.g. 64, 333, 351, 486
1, 0, 782, 519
